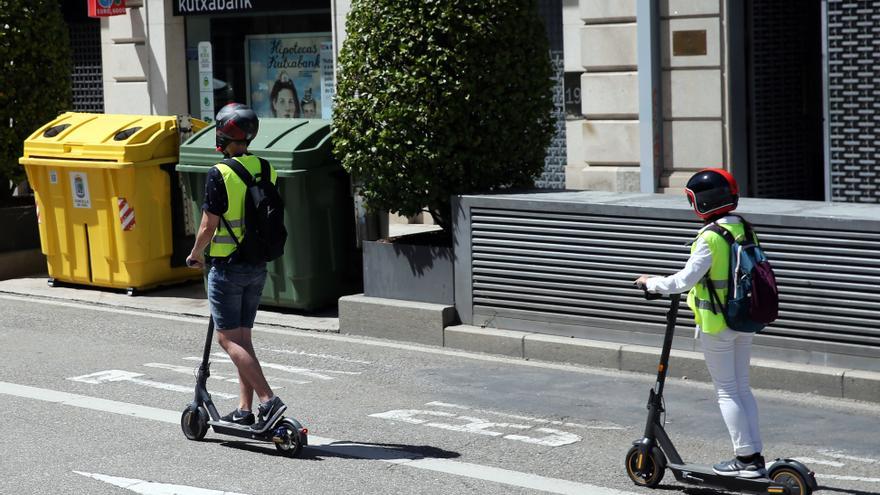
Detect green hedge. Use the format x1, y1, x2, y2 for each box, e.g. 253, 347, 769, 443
0, 1, 71, 201
333, 0, 554, 232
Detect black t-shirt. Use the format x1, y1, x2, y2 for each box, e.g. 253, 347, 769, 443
201, 166, 228, 216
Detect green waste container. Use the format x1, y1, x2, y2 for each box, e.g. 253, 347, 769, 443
176, 119, 360, 310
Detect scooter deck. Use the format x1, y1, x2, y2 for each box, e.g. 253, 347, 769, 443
668, 463, 781, 494
207, 405, 289, 438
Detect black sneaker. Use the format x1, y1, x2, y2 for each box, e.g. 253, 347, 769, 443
251, 396, 286, 432
713, 455, 766, 478
220, 408, 254, 426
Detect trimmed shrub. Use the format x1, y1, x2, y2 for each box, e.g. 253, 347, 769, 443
0, 0, 71, 201
333, 0, 554, 232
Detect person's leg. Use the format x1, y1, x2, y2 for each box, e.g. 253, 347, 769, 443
701, 329, 758, 456
208, 265, 261, 422
733, 331, 762, 454
217, 327, 273, 402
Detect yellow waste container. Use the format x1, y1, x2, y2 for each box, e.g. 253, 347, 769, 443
19, 112, 207, 294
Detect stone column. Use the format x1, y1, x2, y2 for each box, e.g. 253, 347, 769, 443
567, 0, 640, 192
101, 0, 187, 115
659, 0, 726, 192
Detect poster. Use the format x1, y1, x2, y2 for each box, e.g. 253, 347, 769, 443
246, 33, 333, 119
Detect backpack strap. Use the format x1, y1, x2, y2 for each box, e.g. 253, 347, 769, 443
701, 223, 734, 316
216, 158, 254, 251
221, 157, 256, 187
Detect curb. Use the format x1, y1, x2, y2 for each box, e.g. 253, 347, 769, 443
442, 324, 880, 404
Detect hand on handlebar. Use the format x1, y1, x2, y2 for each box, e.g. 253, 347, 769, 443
633, 275, 662, 300
186, 253, 204, 269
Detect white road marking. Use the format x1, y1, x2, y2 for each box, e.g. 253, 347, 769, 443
1, 381, 636, 495
258, 347, 373, 365
370, 409, 582, 447
792, 457, 846, 468
816, 474, 880, 483
184, 353, 361, 380
74, 471, 248, 494
817, 449, 880, 464
143, 363, 234, 382
426, 401, 625, 430
143, 362, 309, 386
67, 370, 236, 399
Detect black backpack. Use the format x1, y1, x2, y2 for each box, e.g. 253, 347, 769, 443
218, 157, 287, 263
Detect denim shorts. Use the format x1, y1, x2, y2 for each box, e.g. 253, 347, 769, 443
207, 262, 267, 330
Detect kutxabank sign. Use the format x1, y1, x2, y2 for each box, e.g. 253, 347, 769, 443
173, 0, 324, 15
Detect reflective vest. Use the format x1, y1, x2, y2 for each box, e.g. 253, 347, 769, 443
208, 155, 278, 258
686, 221, 747, 335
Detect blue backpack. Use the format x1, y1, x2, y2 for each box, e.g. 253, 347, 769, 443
704, 219, 779, 333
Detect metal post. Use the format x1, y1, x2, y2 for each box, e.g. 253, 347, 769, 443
637, 0, 663, 194
820, 0, 832, 202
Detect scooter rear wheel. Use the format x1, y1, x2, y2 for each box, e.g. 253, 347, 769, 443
625, 445, 666, 487
180, 405, 209, 441
770, 467, 811, 495
272, 418, 305, 457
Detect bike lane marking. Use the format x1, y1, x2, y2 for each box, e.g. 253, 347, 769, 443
0, 380, 639, 495
74, 471, 248, 495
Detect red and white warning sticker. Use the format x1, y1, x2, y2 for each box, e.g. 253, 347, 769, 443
117, 198, 136, 231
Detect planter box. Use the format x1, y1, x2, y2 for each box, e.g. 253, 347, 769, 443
363, 235, 454, 305
0, 204, 40, 253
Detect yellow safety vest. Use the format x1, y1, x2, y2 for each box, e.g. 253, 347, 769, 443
687, 222, 748, 335
209, 155, 278, 258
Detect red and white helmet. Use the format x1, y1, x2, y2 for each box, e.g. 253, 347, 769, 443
684, 168, 739, 220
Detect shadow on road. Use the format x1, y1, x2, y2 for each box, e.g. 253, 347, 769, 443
206, 438, 461, 462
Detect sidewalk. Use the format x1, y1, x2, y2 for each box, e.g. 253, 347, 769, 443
0, 275, 339, 332
3, 274, 879, 405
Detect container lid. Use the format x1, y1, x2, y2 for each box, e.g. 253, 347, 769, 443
179, 118, 333, 171
20, 112, 207, 167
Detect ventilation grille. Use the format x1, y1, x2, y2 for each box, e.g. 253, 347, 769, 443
69, 21, 104, 113
827, 0, 880, 203
470, 208, 880, 349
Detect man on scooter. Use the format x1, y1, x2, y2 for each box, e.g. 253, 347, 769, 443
186, 103, 285, 432
635, 168, 765, 478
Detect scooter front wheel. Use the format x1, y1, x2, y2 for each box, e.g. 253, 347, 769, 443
625, 445, 666, 487
770, 467, 811, 495
180, 405, 209, 441
272, 418, 306, 457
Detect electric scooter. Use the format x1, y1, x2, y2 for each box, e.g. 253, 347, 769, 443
625, 283, 817, 495
180, 314, 308, 457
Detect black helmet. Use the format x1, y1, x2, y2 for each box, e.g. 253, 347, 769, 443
215, 103, 259, 152
685, 168, 739, 220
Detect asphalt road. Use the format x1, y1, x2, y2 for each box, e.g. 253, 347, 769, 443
1, 295, 878, 495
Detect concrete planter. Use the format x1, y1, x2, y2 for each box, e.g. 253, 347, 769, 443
0, 203, 40, 253
363, 234, 454, 305
0, 203, 45, 280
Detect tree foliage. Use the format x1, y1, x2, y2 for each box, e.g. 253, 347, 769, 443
0, 0, 71, 200
333, 0, 554, 232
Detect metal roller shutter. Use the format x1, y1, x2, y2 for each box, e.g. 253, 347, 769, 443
469, 207, 880, 351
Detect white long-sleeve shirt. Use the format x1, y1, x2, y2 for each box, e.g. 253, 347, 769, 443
645, 215, 742, 295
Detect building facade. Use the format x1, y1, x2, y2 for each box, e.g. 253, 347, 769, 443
565, 0, 878, 203
87, 0, 877, 203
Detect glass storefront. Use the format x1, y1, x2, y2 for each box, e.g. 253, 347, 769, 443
183, 4, 332, 122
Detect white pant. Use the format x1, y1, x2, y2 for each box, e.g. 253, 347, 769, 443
700, 329, 763, 456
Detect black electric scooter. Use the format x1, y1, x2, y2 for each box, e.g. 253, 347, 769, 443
180, 314, 308, 457
625, 283, 816, 495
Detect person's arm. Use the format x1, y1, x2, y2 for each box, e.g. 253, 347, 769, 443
635, 237, 713, 295
186, 167, 227, 269
186, 211, 220, 268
